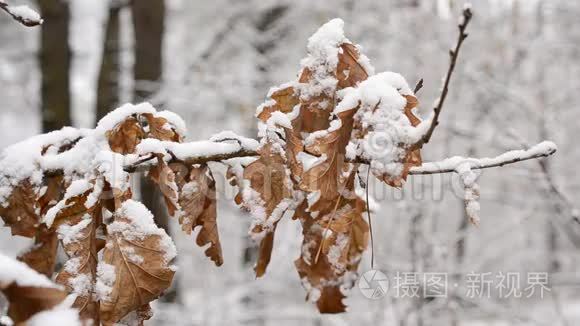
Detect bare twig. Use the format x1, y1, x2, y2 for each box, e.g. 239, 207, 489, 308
413, 7, 472, 149
413, 78, 424, 94
0, 1, 43, 27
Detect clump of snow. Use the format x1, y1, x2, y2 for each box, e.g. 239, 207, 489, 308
26, 308, 81, 326
298, 18, 348, 100
354, 44, 375, 76
120, 246, 144, 264
456, 163, 481, 225
181, 180, 199, 197
43, 179, 95, 228
155, 110, 187, 138
334, 72, 421, 182
95, 102, 155, 135
57, 215, 92, 245
67, 274, 92, 297
107, 199, 177, 263
136, 138, 168, 158
209, 130, 260, 151
297, 152, 325, 172
411, 141, 558, 174
327, 232, 349, 272
94, 150, 130, 192
95, 262, 115, 301
5, 5, 43, 25
164, 140, 252, 162
0, 127, 87, 205
0, 253, 62, 289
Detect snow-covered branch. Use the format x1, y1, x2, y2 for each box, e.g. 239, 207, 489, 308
126, 139, 557, 176
0, 1, 43, 27
408, 141, 557, 175
413, 5, 472, 149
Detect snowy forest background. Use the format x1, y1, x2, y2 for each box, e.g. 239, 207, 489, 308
1, 0, 580, 325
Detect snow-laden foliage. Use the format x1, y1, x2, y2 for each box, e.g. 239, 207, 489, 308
0, 12, 560, 322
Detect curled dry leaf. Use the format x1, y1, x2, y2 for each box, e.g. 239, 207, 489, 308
143, 113, 181, 142
148, 156, 180, 217
40, 182, 100, 322
336, 43, 369, 89
106, 116, 144, 154
295, 176, 368, 313
55, 210, 101, 323
243, 143, 293, 277
0, 255, 67, 324
300, 108, 357, 209
18, 225, 58, 277
173, 163, 223, 266
18, 176, 66, 276
0, 180, 39, 237
241, 19, 373, 312
2, 284, 68, 324
379, 94, 422, 187
99, 201, 176, 325
256, 86, 299, 122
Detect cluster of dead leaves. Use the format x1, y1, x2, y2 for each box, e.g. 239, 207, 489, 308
0, 255, 69, 325
0, 22, 426, 320
0, 111, 222, 325
232, 32, 423, 312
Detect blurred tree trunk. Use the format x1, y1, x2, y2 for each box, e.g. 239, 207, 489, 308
38, 0, 71, 132
131, 0, 170, 234
131, 0, 164, 102
132, 0, 175, 302
95, 3, 121, 122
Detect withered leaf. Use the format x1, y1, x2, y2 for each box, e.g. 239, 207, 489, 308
0, 255, 67, 324
99, 203, 175, 325
0, 180, 40, 238
37, 175, 65, 217
337, 43, 369, 89
148, 156, 179, 217
143, 113, 180, 142
18, 225, 58, 277
17, 176, 66, 276
295, 194, 368, 313
257, 86, 299, 122
299, 108, 357, 208
243, 143, 292, 276
174, 164, 223, 266
3, 283, 67, 323
106, 116, 144, 154
377, 94, 422, 187
55, 209, 101, 323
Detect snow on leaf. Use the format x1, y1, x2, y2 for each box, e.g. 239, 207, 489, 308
0, 180, 40, 237
0, 254, 67, 324
256, 85, 299, 122
295, 175, 368, 313
300, 108, 357, 212
143, 113, 181, 142
172, 163, 223, 266
340, 72, 423, 187
55, 208, 101, 323
18, 225, 59, 277
148, 156, 180, 217
99, 200, 176, 325
43, 180, 94, 229
106, 116, 144, 155
242, 143, 293, 276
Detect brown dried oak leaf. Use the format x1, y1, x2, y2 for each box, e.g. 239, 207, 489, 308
99, 200, 175, 325
172, 163, 223, 266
